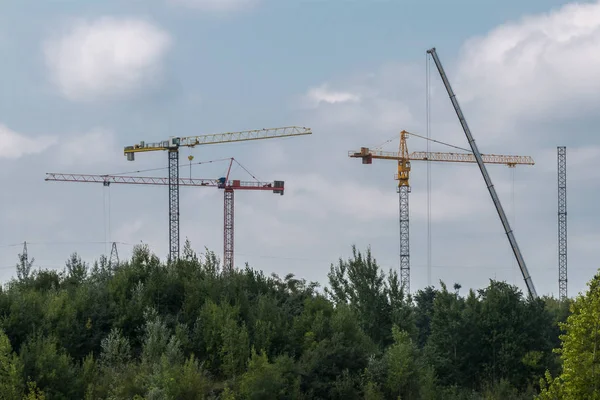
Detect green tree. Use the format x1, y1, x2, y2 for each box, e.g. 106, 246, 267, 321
538, 273, 600, 399
0, 328, 23, 400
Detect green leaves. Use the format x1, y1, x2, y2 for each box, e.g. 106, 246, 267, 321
0, 242, 576, 398
538, 273, 600, 399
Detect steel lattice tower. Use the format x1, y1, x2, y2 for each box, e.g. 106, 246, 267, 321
558, 146, 567, 300
22, 241, 28, 265
168, 150, 180, 262
223, 189, 234, 272
109, 242, 120, 269
398, 185, 410, 293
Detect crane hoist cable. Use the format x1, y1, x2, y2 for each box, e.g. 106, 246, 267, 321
368, 130, 474, 155
426, 52, 432, 287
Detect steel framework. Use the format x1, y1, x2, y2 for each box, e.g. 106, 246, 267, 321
349, 130, 533, 294
45, 168, 284, 270
224, 189, 235, 272
558, 146, 567, 300
168, 150, 179, 263
123, 126, 311, 262
109, 242, 120, 269
398, 186, 410, 292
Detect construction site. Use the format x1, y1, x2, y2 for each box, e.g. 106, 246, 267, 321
3, 0, 600, 395
5, 47, 564, 302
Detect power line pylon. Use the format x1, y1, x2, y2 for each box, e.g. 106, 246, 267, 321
109, 242, 120, 269
349, 130, 534, 294
123, 126, 311, 262
22, 241, 28, 265
558, 146, 567, 300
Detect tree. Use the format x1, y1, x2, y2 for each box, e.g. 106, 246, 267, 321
16, 245, 34, 283
326, 245, 414, 347
538, 272, 600, 399
0, 328, 23, 399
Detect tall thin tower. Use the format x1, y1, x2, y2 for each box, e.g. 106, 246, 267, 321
398, 186, 410, 294
557, 146, 567, 300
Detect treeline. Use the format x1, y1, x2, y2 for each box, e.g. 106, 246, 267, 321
0, 242, 575, 399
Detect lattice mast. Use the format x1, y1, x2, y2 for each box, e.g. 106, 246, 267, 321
349, 130, 534, 294
557, 146, 567, 300
426, 47, 538, 298
223, 189, 235, 272
109, 242, 120, 269
397, 131, 411, 293
123, 126, 311, 261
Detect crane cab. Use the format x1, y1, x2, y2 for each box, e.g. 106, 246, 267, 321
273, 180, 284, 195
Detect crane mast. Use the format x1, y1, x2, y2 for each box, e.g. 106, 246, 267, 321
426, 47, 537, 298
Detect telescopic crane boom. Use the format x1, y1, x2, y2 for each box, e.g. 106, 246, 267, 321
123, 126, 311, 262
426, 47, 537, 298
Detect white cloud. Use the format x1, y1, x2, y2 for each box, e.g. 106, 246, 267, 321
305, 84, 361, 106
54, 128, 121, 167
43, 17, 171, 101
0, 124, 57, 159
168, 0, 259, 11
456, 0, 600, 124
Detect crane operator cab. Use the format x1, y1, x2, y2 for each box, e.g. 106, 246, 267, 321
217, 177, 227, 189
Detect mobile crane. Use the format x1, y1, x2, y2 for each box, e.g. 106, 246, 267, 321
426, 47, 537, 298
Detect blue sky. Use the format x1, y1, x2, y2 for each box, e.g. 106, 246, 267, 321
1, 0, 599, 300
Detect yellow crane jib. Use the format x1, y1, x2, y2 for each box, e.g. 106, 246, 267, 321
348, 130, 535, 188
123, 126, 312, 161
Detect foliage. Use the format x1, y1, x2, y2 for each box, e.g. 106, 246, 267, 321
538, 272, 600, 399
0, 244, 576, 398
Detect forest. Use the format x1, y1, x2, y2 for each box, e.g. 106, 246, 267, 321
0, 241, 596, 399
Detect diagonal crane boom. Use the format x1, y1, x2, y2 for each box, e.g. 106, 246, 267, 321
123, 126, 311, 261
45, 162, 284, 272
349, 130, 534, 294
426, 47, 537, 298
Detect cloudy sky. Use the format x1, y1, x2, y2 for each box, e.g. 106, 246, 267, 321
1, 0, 599, 299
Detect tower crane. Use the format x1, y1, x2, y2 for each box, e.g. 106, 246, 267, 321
426, 47, 537, 299
123, 126, 311, 261
349, 130, 534, 294
45, 158, 284, 272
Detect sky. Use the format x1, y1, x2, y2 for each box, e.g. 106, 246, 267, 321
1, 0, 599, 300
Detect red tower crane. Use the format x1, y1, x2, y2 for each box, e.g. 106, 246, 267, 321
45, 159, 283, 272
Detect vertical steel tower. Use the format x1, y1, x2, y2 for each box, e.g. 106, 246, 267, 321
557, 146, 567, 300
223, 188, 235, 272
398, 185, 410, 293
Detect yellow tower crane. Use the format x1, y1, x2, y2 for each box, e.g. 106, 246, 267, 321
124, 126, 312, 262
349, 130, 534, 294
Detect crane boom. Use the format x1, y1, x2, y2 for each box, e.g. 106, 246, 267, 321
426, 47, 537, 298
349, 149, 534, 166
44, 173, 284, 193
124, 126, 312, 157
